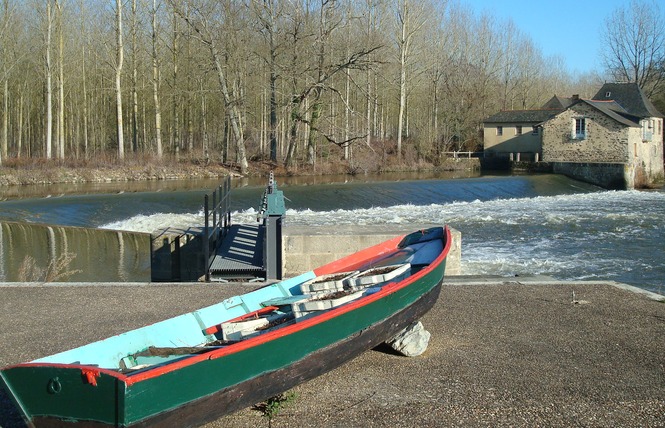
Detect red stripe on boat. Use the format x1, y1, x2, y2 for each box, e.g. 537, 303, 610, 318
12, 227, 451, 388
313, 235, 404, 277
125, 227, 451, 386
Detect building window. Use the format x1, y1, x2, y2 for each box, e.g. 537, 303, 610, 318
516, 125, 522, 135
573, 117, 586, 139
642, 120, 653, 141
531, 126, 538, 135
497, 126, 503, 136
605, 91, 611, 98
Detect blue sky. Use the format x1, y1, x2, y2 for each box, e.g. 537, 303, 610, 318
468, 0, 630, 75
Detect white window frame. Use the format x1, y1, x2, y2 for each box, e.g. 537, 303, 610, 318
496, 126, 503, 136
572, 117, 587, 140
642, 120, 653, 142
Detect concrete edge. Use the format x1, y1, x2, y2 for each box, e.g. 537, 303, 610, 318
442, 276, 665, 302
601, 280, 665, 302
0, 281, 269, 289
2, 277, 663, 302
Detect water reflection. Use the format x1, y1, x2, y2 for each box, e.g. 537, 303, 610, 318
0, 222, 151, 282
0, 170, 482, 201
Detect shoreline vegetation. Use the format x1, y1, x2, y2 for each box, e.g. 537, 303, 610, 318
0, 153, 480, 188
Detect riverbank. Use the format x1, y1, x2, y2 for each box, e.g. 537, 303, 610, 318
0, 277, 663, 427
0, 156, 480, 189
0, 157, 236, 187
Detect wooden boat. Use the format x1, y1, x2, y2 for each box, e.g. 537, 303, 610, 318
0, 226, 452, 427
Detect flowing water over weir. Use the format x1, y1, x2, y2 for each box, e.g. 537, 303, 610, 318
0, 222, 151, 282
0, 173, 663, 294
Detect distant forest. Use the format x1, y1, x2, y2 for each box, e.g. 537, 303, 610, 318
0, 0, 662, 174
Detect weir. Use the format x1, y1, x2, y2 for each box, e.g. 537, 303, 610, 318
1, 177, 463, 284
0, 221, 151, 282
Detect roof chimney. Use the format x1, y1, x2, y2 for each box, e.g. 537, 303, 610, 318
572, 94, 579, 100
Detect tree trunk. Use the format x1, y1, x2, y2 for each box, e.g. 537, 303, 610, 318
45, 0, 53, 159
285, 114, 298, 168
17, 89, 23, 157
186, 7, 193, 153
80, 0, 89, 157
115, 0, 124, 160
397, 10, 407, 162
152, 0, 162, 158
172, 10, 179, 154
366, 63, 372, 149
56, 0, 64, 159
306, 99, 318, 167
131, 0, 138, 153
252, 0, 281, 162
1, 78, 7, 160
433, 78, 439, 159
284, 20, 300, 169
210, 43, 247, 173
344, 70, 350, 161
269, 31, 278, 162
200, 79, 208, 156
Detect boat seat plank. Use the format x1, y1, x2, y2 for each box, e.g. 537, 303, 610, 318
261, 295, 307, 307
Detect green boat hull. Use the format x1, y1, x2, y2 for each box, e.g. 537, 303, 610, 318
1, 227, 450, 427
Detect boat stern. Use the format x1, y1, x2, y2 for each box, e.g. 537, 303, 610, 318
1, 364, 126, 427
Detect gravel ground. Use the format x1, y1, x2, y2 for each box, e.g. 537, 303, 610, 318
1, 280, 663, 428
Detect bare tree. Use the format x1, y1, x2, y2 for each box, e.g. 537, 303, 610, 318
251, 0, 283, 163
45, 0, 53, 159
0, 0, 608, 170
171, 0, 248, 174
394, 0, 429, 161
152, 0, 163, 158
79, 0, 89, 156
130, 0, 139, 153
283, 1, 305, 169
171, 6, 179, 156
0, 0, 14, 163
601, 0, 665, 97
55, 0, 64, 159
115, 0, 125, 160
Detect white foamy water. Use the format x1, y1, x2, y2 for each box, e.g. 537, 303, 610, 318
101, 189, 665, 295
102, 211, 207, 233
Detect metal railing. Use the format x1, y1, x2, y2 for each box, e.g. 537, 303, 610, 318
203, 176, 232, 282
443, 151, 483, 158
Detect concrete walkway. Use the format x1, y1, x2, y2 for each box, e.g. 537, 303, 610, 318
0, 278, 663, 427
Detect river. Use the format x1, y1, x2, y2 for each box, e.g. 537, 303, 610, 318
0, 173, 663, 295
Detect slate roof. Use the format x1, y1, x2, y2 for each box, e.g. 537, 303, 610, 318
542, 96, 575, 109
581, 100, 640, 127
484, 109, 562, 124
592, 82, 663, 118
483, 82, 663, 128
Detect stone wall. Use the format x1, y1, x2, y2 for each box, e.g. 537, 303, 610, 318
630, 122, 665, 187
552, 162, 629, 190
543, 103, 665, 189
542, 103, 630, 164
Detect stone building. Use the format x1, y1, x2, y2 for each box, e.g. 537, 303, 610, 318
482, 109, 559, 161
482, 83, 664, 189
482, 96, 575, 161
542, 83, 664, 189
